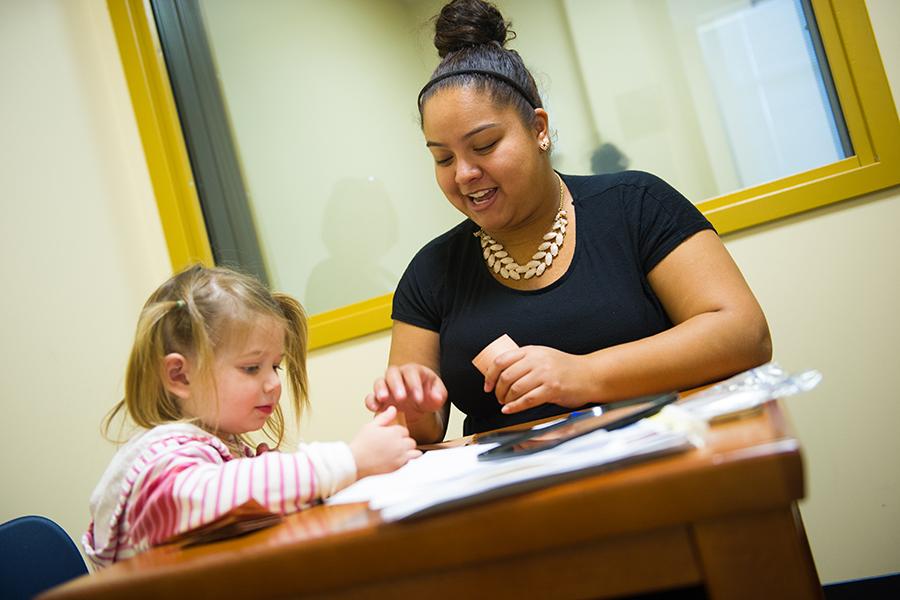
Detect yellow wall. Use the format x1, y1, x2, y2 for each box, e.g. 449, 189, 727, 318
0, 0, 897, 585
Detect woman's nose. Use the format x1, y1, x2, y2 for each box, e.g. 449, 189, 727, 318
455, 158, 481, 186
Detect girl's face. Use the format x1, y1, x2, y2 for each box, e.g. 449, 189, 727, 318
184, 316, 285, 436
422, 85, 548, 235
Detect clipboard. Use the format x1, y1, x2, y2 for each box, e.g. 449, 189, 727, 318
477, 392, 679, 461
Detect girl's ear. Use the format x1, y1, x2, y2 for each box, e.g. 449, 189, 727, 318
162, 353, 191, 400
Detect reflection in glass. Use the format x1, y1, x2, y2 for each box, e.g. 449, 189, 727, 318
183, 0, 850, 315
695, 0, 850, 188
304, 177, 398, 315
198, 0, 458, 314
591, 143, 631, 175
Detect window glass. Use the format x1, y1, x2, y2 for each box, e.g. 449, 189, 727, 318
197, 0, 849, 315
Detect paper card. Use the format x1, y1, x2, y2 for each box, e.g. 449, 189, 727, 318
472, 334, 519, 376
168, 499, 282, 548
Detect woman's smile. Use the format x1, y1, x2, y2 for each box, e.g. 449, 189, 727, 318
466, 187, 498, 211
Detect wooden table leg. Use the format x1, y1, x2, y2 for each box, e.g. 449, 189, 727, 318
692, 504, 823, 600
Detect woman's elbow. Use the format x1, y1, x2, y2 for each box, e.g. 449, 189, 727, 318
744, 311, 773, 367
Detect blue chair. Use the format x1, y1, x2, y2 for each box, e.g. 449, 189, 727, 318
0, 515, 88, 600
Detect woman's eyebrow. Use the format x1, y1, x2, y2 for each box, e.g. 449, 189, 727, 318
426, 123, 499, 147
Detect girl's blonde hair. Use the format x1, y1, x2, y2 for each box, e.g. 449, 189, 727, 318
104, 264, 309, 448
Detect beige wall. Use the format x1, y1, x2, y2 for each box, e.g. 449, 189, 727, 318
0, 0, 170, 552
0, 0, 897, 585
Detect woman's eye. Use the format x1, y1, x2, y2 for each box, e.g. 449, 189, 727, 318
242, 366, 260, 374
435, 156, 453, 166
474, 140, 497, 153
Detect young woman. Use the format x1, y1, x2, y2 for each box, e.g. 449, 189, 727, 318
366, 0, 771, 442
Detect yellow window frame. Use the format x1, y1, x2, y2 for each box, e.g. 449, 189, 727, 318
108, 0, 214, 270
108, 0, 899, 350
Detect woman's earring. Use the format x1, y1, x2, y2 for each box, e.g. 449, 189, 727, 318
539, 138, 550, 152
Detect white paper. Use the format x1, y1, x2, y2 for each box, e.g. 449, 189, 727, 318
328, 420, 692, 521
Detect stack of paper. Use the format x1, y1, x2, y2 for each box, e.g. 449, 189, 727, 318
328, 420, 693, 522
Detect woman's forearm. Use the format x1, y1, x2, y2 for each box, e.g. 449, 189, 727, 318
580, 307, 771, 402
387, 322, 450, 444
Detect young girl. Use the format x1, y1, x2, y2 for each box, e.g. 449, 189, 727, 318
83, 265, 419, 568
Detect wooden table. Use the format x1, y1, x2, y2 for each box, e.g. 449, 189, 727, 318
44, 400, 822, 599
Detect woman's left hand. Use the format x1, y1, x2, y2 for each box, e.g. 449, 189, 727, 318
483, 346, 588, 414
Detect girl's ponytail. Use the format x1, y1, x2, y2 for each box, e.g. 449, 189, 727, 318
274, 293, 310, 413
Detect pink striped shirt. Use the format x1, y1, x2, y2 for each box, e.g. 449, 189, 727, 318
83, 423, 356, 569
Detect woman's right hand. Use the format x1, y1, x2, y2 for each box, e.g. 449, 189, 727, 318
364, 363, 448, 426
349, 406, 421, 479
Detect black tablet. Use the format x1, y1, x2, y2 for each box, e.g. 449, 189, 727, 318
477, 392, 679, 461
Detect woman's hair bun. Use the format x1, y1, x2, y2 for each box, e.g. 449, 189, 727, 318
433, 0, 513, 58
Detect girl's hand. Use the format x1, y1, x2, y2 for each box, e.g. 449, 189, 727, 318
364, 363, 448, 426
483, 346, 589, 414
349, 406, 421, 479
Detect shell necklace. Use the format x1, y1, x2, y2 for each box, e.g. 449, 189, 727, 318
474, 174, 567, 280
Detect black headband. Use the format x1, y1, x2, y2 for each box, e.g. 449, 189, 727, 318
417, 68, 538, 109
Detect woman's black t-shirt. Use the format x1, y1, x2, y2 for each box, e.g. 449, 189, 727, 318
392, 171, 715, 436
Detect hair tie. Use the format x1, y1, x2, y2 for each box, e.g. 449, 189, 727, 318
418, 69, 537, 109
175, 300, 186, 309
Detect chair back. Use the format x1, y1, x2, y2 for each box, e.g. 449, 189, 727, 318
0, 515, 88, 600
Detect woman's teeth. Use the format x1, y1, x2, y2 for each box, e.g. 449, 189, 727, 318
468, 189, 494, 203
